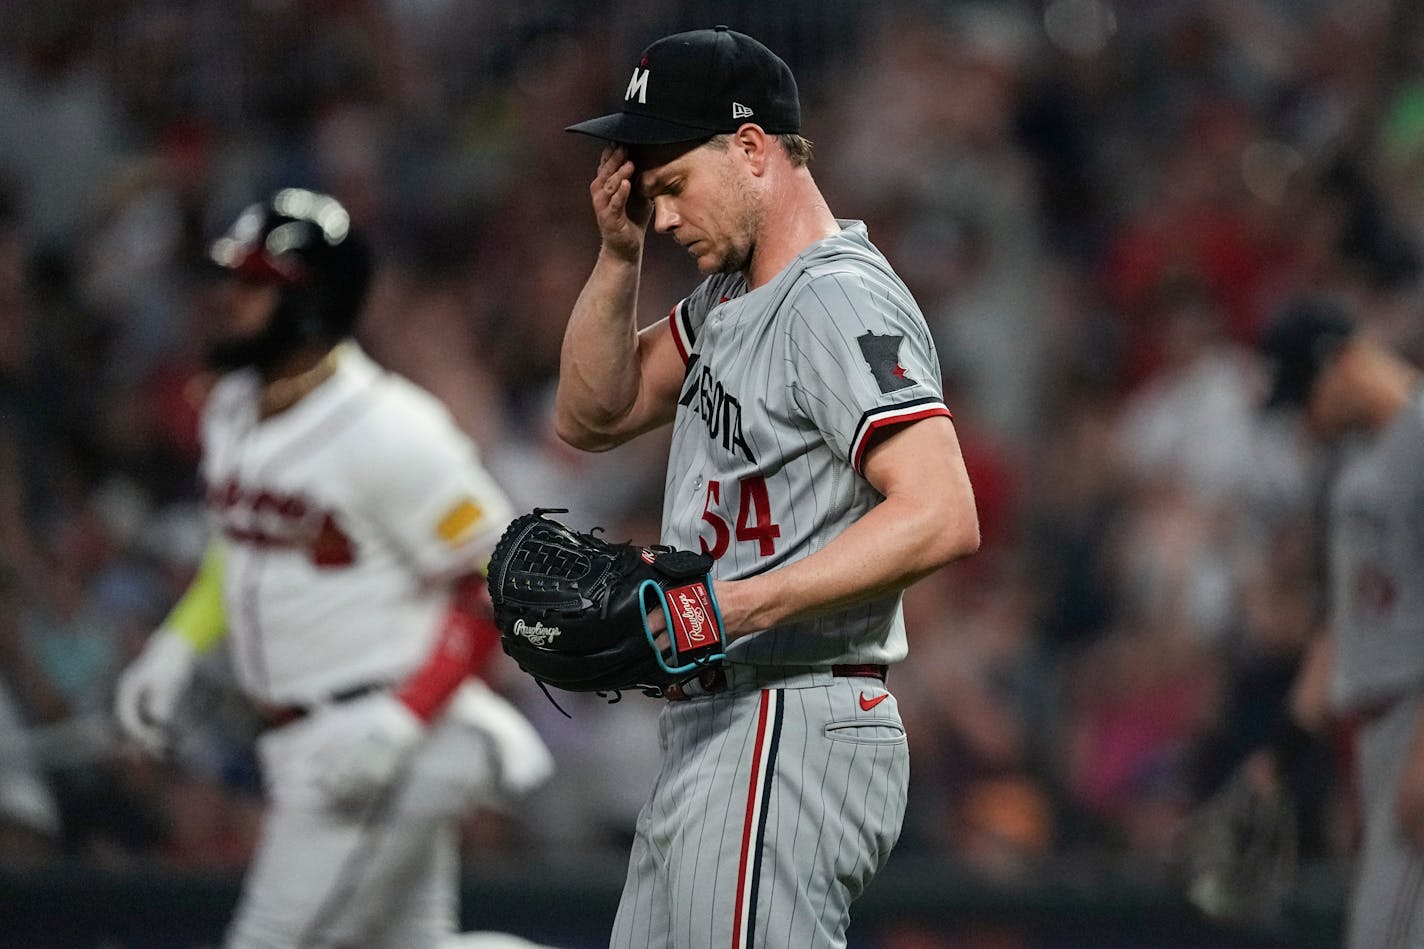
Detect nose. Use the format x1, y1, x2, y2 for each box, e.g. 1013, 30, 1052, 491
652, 196, 679, 234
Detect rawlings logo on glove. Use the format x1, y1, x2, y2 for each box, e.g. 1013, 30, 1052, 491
666, 583, 717, 648
513, 619, 562, 645
488, 509, 727, 699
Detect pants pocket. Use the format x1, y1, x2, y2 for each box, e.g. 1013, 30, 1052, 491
823, 718, 907, 745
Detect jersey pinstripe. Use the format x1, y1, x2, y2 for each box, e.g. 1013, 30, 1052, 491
662, 221, 951, 668
609, 675, 908, 949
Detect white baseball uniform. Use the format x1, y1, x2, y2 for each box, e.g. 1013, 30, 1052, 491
197, 342, 552, 948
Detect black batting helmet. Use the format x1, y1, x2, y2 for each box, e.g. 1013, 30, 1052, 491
205, 188, 372, 371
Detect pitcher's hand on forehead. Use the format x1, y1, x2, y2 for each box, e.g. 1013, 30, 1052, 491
591, 144, 650, 262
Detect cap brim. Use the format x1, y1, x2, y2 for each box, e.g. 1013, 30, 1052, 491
565, 111, 716, 145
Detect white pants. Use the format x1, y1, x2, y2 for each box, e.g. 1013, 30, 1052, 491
227, 684, 552, 949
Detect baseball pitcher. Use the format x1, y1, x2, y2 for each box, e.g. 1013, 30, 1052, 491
550, 27, 980, 949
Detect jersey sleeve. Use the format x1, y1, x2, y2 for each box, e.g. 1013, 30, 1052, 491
786, 270, 952, 476
667, 273, 743, 367
357, 388, 515, 583
162, 540, 227, 653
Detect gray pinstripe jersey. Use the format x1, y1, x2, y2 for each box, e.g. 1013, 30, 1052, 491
1329, 388, 1424, 711
662, 221, 951, 668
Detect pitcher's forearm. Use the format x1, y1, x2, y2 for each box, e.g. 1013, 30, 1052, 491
556, 250, 645, 447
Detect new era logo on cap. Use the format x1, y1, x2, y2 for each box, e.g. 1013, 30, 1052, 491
566, 26, 801, 145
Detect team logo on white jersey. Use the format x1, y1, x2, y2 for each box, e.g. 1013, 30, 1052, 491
209, 478, 356, 567
513, 619, 561, 646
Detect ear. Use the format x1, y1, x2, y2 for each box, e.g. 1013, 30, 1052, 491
732, 124, 771, 175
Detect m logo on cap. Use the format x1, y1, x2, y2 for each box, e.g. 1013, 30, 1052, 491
625, 67, 650, 104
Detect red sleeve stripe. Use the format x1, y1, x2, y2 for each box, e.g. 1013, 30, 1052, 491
668, 299, 694, 366
850, 399, 953, 475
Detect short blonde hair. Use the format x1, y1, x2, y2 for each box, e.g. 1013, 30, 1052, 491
777, 134, 814, 167
706, 132, 814, 167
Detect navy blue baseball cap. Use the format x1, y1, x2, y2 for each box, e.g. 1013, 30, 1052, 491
566, 26, 801, 145
1259, 299, 1357, 408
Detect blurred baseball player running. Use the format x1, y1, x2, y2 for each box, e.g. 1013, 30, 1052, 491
560, 27, 980, 949
114, 189, 554, 949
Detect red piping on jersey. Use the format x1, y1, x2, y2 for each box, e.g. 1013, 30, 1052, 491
732, 690, 773, 949
668, 301, 692, 366
851, 405, 953, 475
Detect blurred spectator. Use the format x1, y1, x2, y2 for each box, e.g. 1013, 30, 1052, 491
0, 638, 61, 865
1113, 275, 1264, 509
1025, 379, 1124, 653
1060, 623, 1224, 858
897, 562, 1056, 880
0, 4, 125, 255
830, 6, 1049, 445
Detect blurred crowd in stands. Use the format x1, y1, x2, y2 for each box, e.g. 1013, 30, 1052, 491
1, 0, 1421, 893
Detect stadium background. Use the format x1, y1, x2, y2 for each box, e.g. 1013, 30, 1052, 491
2, 0, 1420, 945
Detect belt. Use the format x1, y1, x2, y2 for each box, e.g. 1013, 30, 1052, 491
255, 682, 389, 729
665, 663, 887, 701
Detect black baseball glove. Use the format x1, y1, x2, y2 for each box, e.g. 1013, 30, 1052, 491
487, 509, 727, 698
1178, 756, 1299, 931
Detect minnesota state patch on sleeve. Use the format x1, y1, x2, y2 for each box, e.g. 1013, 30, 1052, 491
856, 332, 916, 394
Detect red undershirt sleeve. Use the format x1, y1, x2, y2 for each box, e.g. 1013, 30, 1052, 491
395, 574, 501, 723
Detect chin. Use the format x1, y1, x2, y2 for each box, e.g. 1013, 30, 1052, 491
692, 252, 724, 275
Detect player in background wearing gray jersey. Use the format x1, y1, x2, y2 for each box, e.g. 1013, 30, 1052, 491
1259, 299, 1424, 947
559, 27, 979, 949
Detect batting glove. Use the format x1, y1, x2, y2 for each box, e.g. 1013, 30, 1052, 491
311, 693, 425, 810
114, 629, 198, 756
